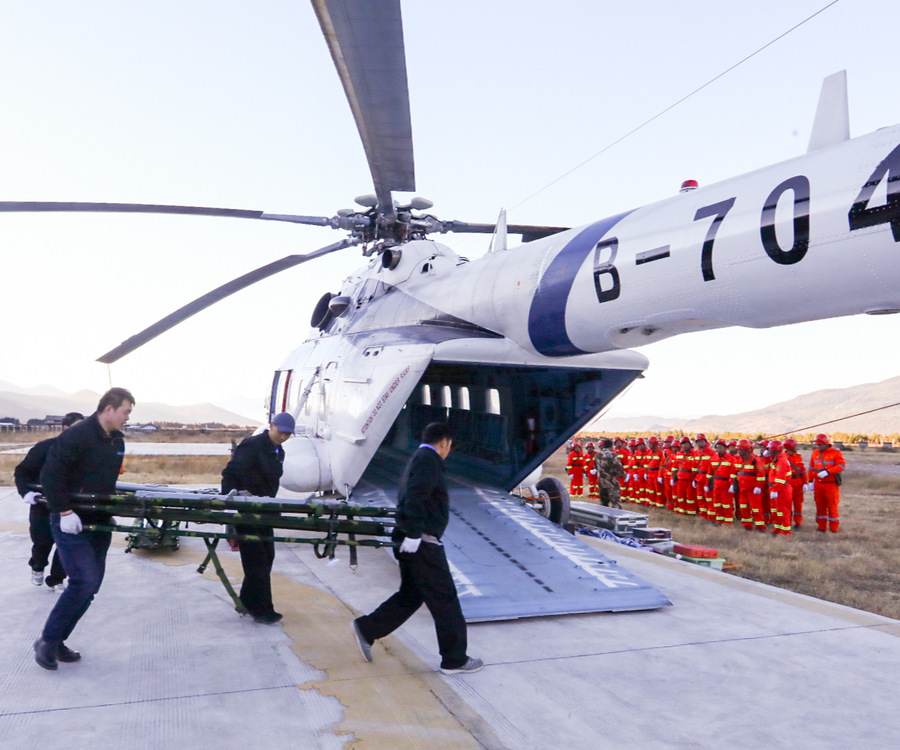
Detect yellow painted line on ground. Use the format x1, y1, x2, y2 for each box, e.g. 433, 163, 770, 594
0, 518, 496, 750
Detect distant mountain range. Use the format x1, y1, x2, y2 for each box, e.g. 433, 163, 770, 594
0, 381, 261, 426
588, 375, 900, 437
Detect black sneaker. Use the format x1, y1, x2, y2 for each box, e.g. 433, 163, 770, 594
352, 619, 373, 662
440, 657, 484, 675
34, 638, 58, 671
253, 611, 283, 624
57, 643, 81, 663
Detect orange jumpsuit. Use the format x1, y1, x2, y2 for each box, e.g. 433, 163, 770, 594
708, 451, 737, 525
567, 449, 585, 497
785, 451, 806, 529
633, 448, 650, 505
809, 446, 845, 532
767, 451, 794, 536
645, 447, 664, 507
675, 447, 697, 515
735, 454, 766, 530
585, 447, 599, 499
615, 445, 629, 501
663, 448, 680, 511
694, 446, 716, 520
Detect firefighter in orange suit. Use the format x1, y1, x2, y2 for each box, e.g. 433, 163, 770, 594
661, 437, 678, 510
623, 439, 639, 503
633, 438, 650, 505
808, 433, 845, 532
645, 436, 664, 507
566, 443, 585, 497
735, 439, 766, 531
766, 439, 794, 536
757, 439, 772, 526
707, 439, 737, 525
674, 437, 696, 514
693, 434, 715, 521
584, 442, 599, 500
783, 438, 806, 529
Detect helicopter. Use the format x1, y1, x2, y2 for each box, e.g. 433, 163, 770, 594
3, 1, 899, 620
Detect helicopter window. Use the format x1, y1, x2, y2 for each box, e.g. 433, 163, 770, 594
441, 386, 452, 409
486, 388, 501, 415
270, 369, 292, 417
457, 387, 470, 410
421, 262, 432, 273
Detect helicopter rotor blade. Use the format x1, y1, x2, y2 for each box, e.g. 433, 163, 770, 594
312, 0, 414, 216
96, 237, 360, 364
437, 220, 570, 243
0, 201, 337, 227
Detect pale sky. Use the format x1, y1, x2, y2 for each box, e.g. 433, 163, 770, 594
1, 0, 898, 422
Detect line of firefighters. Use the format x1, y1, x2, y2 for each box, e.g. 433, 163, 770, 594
567, 433, 845, 535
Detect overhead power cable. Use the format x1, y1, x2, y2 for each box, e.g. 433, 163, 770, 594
510, 0, 842, 213
769, 400, 900, 439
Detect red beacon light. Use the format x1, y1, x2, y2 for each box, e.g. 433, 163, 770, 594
680, 179, 699, 192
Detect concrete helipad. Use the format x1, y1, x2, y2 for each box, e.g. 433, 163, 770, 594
1, 485, 898, 749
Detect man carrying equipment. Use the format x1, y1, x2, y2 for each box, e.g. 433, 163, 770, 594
353, 422, 483, 674
33, 388, 134, 671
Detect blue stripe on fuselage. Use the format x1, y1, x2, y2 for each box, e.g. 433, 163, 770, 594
527, 210, 633, 356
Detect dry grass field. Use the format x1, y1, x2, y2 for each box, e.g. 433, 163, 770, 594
543, 446, 900, 620
3, 434, 899, 620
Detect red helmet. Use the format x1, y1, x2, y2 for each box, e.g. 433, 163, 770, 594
614, 437, 623, 444
695, 433, 707, 441
680, 437, 691, 444
628, 439, 637, 447
636, 437, 646, 445
715, 439, 727, 446
727, 439, 738, 447
815, 433, 830, 445
737, 439, 754, 450
758, 439, 770, 447
768, 439, 783, 452
665, 435, 675, 443
585, 442, 595, 450
573, 443, 582, 451
648, 436, 660, 444
783, 438, 798, 449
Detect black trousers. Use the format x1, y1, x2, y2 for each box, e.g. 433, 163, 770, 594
29, 503, 66, 585
235, 525, 276, 616
357, 541, 467, 669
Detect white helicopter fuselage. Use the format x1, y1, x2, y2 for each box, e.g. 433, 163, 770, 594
277, 120, 900, 496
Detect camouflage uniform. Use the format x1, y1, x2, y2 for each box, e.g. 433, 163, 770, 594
594, 448, 625, 509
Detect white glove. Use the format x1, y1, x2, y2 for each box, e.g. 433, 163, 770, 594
399, 537, 421, 554
803, 484, 810, 492
643, 473, 648, 480
670, 480, 676, 486
728, 486, 734, 493
590, 469, 597, 476
658, 477, 663, 484
753, 487, 762, 495
59, 513, 83, 534
817, 470, 829, 479
23, 491, 43, 505
691, 481, 697, 489
771, 492, 779, 499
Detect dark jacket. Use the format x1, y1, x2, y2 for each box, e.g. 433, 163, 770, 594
40, 413, 125, 523
14, 436, 56, 497
221, 431, 284, 498
396, 445, 449, 540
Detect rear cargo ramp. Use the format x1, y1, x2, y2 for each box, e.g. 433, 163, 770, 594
444, 486, 671, 622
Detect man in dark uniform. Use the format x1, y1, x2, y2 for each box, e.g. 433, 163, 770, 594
352, 422, 483, 674
33, 388, 134, 671
15, 411, 84, 591
221, 412, 294, 624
